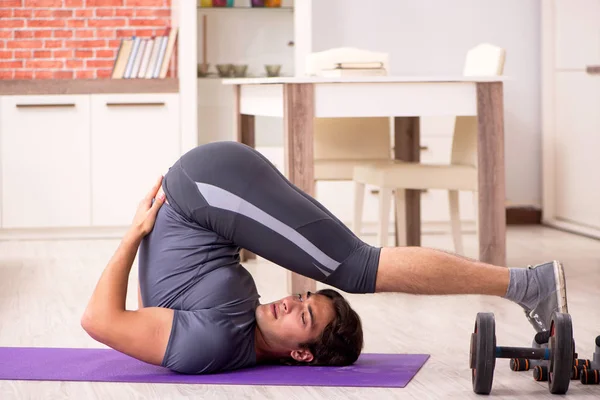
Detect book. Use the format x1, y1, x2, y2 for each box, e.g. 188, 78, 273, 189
137, 37, 155, 78
334, 61, 384, 69
159, 27, 178, 79
144, 36, 162, 79
130, 38, 147, 78
111, 38, 133, 79
152, 29, 170, 78
123, 36, 141, 79
319, 68, 387, 77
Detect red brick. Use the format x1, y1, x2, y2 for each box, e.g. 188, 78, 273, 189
44, 40, 63, 48
3, 20, 25, 28
0, 31, 12, 39
88, 19, 126, 28
76, 70, 94, 79
96, 49, 115, 58
26, 59, 63, 68
75, 9, 93, 17
0, 41, 5, 49
33, 50, 52, 58
2, 0, 22, 7
0, 50, 12, 59
54, 30, 74, 38
65, 0, 83, 6
88, 0, 124, 6
15, 31, 34, 39
67, 59, 84, 68
128, 18, 167, 27
0, 60, 24, 68
96, 68, 112, 78
33, 9, 53, 18
136, 9, 170, 17
54, 10, 74, 18
115, 9, 134, 17
134, 29, 154, 37
67, 19, 85, 28
66, 39, 106, 48
15, 70, 34, 79
116, 29, 135, 37
54, 49, 74, 58
34, 30, 53, 38
86, 59, 114, 68
97, 30, 115, 38
95, 8, 115, 17
0, 10, 12, 18
14, 9, 32, 18
108, 39, 121, 47
15, 50, 33, 58
75, 30, 95, 38
126, 0, 163, 6
54, 70, 74, 79
34, 70, 53, 79
75, 50, 93, 58
7, 40, 44, 49
25, 0, 62, 6
0, 70, 15, 79
27, 19, 66, 28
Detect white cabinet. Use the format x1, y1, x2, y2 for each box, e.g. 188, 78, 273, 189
90, 94, 180, 226
542, 0, 600, 238
0, 95, 91, 228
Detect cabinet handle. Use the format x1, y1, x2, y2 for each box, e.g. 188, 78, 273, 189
106, 102, 166, 107
587, 65, 600, 74
16, 103, 76, 108
420, 145, 429, 151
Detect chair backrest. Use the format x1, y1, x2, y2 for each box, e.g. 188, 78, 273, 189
307, 47, 392, 165
451, 43, 506, 167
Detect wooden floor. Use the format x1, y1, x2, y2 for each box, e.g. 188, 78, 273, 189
1, 225, 599, 399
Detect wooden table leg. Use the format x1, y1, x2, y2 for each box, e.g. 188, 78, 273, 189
234, 84, 256, 262
394, 117, 421, 246
284, 83, 317, 295
476, 82, 506, 266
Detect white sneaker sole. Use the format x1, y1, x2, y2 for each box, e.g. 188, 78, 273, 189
553, 260, 568, 314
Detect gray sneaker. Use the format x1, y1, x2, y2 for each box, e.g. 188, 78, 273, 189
522, 260, 569, 332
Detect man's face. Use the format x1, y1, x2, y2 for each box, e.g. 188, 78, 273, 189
255, 292, 335, 362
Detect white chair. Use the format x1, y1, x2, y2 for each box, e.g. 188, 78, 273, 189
352, 43, 506, 252
305, 48, 394, 187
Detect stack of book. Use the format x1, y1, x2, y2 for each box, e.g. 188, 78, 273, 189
111, 27, 178, 79
318, 61, 387, 78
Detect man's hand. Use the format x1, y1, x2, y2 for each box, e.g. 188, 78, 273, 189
130, 175, 166, 237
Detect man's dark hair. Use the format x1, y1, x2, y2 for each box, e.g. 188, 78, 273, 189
295, 288, 364, 366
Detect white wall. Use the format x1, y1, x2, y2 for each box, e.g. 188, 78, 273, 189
311, 0, 542, 207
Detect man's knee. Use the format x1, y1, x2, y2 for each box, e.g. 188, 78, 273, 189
324, 246, 380, 294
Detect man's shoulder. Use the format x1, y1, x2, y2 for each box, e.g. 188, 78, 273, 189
162, 308, 257, 374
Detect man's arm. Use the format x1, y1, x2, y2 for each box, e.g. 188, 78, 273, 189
81, 176, 172, 366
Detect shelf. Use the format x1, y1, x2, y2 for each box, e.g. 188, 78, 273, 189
0, 78, 179, 95
197, 6, 293, 11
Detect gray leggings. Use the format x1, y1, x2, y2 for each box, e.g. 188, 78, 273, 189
162, 141, 381, 294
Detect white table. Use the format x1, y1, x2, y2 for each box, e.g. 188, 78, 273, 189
223, 76, 507, 295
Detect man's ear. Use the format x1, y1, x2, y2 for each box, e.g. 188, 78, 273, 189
290, 348, 314, 363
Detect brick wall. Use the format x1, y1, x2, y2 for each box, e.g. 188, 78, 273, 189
0, 0, 173, 80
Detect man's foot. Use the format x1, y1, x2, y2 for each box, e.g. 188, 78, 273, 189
522, 260, 568, 332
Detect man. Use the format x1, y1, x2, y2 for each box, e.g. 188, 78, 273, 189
81, 141, 568, 375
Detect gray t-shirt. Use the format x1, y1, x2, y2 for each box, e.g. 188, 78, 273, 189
138, 203, 261, 374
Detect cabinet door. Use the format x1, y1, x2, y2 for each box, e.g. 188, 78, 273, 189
555, 0, 600, 69
90, 94, 180, 227
0, 95, 91, 228
554, 72, 600, 229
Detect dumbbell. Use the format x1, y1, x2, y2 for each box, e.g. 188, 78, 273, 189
579, 335, 600, 385
470, 311, 574, 395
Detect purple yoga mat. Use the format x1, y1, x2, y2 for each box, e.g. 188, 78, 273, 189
0, 347, 428, 388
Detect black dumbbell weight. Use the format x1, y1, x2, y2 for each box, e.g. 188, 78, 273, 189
510, 331, 552, 372
580, 335, 600, 385
470, 312, 574, 395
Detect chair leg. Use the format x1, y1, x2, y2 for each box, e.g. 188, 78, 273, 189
352, 181, 366, 236
472, 190, 479, 251
378, 188, 392, 247
394, 189, 407, 246
448, 189, 464, 255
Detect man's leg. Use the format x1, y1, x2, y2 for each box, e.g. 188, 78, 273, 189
375, 246, 567, 332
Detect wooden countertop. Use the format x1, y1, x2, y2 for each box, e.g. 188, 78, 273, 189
0, 78, 179, 95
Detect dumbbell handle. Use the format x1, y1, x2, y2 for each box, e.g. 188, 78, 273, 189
496, 346, 550, 360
